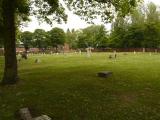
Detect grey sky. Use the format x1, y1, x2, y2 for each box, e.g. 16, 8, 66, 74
21, 0, 160, 32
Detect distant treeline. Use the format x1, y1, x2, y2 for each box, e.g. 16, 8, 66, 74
109, 2, 160, 48
0, 2, 159, 51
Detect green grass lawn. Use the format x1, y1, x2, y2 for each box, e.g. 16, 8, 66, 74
1, 52, 160, 120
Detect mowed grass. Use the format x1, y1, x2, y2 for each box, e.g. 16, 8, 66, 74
1, 52, 160, 120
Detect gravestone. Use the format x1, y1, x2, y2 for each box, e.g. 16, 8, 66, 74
86, 47, 92, 57
35, 59, 40, 63
19, 108, 51, 120
21, 52, 27, 59
114, 53, 117, 59
108, 51, 117, 59
149, 52, 152, 56
109, 54, 112, 59
97, 71, 112, 78
19, 108, 32, 120
79, 49, 82, 55
18, 58, 21, 62
155, 49, 158, 53
143, 48, 145, 53
33, 115, 52, 120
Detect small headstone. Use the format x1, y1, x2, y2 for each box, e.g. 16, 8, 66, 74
155, 49, 158, 53
19, 108, 51, 120
33, 115, 52, 120
35, 59, 40, 63
114, 53, 117, 58
143, 48, 145, 53
109, 54, 112, 59
97, 71, 112, 78
86, 47, 92, 57
79, 50, 82, 54
109, 53, 116, 59
149, 52, 152, 56
18, 58, 21, 62
21, 52, 27, 59
19, 108, 32, 120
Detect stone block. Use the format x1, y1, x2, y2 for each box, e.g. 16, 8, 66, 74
19, 108, 32, 120
33, 115, 52, 120
97, 71, 112, 78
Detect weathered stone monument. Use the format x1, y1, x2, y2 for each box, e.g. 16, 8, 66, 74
21, 51, 28, 59
18, 58, 21, 62
109, 54, 112, 59
149, 52, 152, 56
19, 108, 32, 120
143, 48, 145, 53
155, 49, 158, 53
113, 50, 117, 58
34, 115, 52, 120
35, 58, 41, 63
86, 47, 92, 57
109, 51, 117, 59
97, 71, 112, 78
79, 49, 82, 55
19, 108, 51, 120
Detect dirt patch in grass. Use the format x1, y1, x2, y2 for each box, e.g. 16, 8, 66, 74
118, 92, 138, 106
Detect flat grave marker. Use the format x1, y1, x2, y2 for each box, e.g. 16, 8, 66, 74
97, 71, 113, 78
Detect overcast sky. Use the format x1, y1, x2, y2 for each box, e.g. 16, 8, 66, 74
21, 0, 160, 32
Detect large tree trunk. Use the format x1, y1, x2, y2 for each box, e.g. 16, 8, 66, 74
1, 0, 18, 85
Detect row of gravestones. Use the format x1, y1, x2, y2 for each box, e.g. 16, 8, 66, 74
18, 52, 41, 63
18, 49, 160, 120
18, 50, 159, 64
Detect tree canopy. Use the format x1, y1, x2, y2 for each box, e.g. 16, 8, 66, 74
20, 31, 33, 50
110, 2, 160, 48
49, 27, 66, 48
77, 25, 108, 48
0, 0, 141, 28
32, 29, 49, 49
64, 0, 141, 23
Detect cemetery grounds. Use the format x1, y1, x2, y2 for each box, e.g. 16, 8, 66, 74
0, 52, 160, 119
